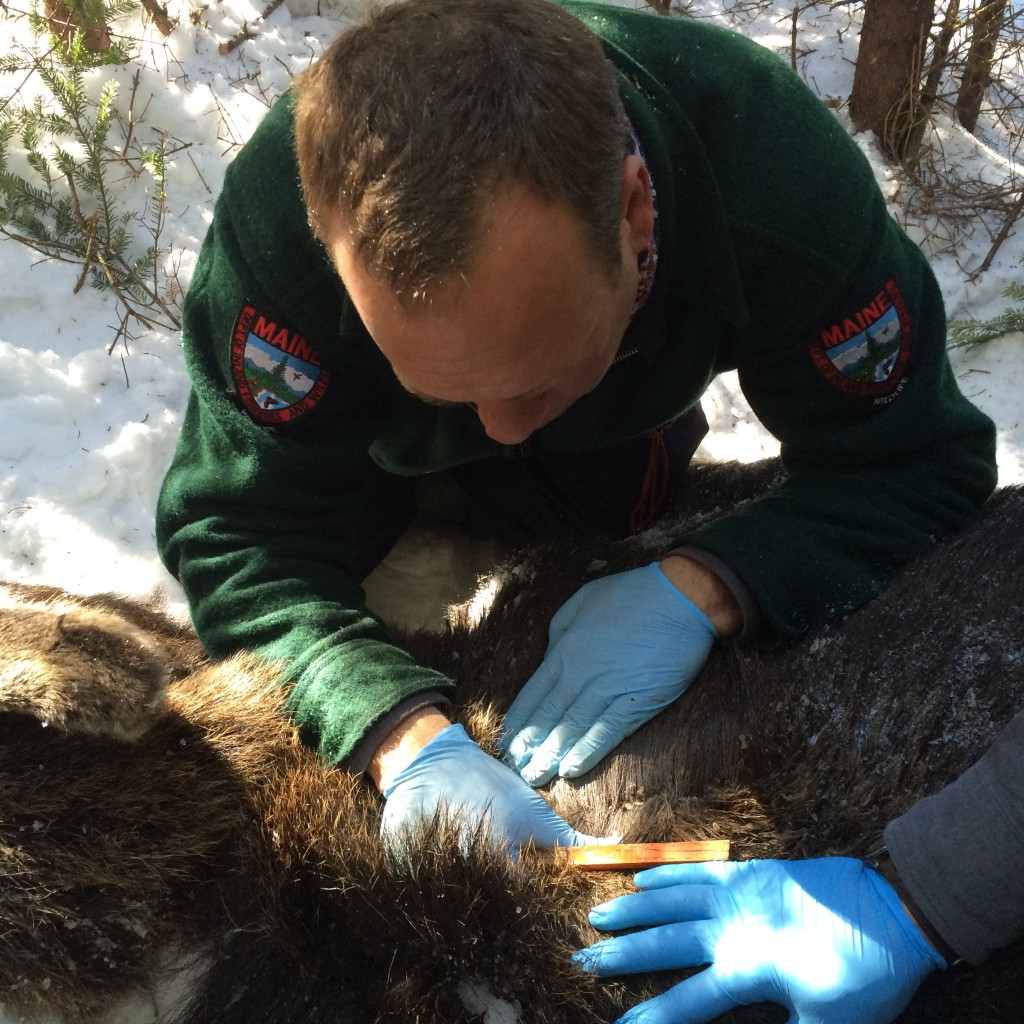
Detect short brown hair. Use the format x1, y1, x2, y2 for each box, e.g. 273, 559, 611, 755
294, 0, 626, 299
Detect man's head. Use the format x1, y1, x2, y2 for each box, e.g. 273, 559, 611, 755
295, 0, 627, 295
295, 0, 655, 443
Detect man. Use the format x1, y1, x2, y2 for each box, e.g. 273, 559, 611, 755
156, 0, 996, 851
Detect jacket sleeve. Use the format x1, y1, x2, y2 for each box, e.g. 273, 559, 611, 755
883, 709, 1024, 964
156, 124, 455, 771
672, 171, 997, 640
582, 0, 998, 639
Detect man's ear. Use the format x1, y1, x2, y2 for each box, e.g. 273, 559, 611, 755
620, 155, 654, 257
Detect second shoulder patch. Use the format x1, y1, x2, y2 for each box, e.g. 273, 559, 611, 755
809, 279, 911, 406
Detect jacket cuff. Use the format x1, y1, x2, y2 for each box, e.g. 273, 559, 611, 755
883, 710, 1024, 965
347, 691, 454, 778
663, 544, 762, 642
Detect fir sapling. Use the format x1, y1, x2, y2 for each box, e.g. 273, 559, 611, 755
0, 1, 181, 348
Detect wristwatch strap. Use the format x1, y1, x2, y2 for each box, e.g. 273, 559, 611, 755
864, 839, 962, 966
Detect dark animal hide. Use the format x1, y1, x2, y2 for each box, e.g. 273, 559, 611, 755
1, 463, 1022, 1024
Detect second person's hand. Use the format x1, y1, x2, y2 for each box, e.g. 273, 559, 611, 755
574, 858, 946, 1024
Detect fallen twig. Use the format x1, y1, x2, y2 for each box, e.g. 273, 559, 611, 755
218, 0, 287, 56
139, 0, 174, 37
970, 189, 1024, 279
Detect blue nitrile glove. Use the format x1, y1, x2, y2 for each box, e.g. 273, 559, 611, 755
574, 858, 946, 1024
498, 563, 717, 787
380, 723, 604, 851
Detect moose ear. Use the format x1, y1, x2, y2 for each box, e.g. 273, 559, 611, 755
0, 603, 170, 741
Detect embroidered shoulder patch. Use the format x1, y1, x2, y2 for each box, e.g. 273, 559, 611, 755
230, 304, 330, 424
809, 279, 911, 406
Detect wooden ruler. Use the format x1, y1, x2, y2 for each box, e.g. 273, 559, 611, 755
551, 839, 730, 871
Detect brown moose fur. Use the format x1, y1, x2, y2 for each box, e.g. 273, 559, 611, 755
0, 583, 192, 740
1, 461, 1022, 1024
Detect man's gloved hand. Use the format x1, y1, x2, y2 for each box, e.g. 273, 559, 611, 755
574, 858, 946, 1024
381, 723, 604, 851
498, 563, 717, 787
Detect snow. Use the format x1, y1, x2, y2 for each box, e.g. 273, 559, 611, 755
1, 1, 1023, 1021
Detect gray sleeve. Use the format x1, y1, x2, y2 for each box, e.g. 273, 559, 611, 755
883, 708, 1024, 965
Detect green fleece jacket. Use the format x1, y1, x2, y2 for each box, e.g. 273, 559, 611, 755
156, 0, 997, 770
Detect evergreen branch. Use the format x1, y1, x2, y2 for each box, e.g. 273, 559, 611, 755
73, 210, 100, 293
1, 0, 183, 346
2, 222, 180, 333
949, 309, 1024, 348
949, 283, 1024, 348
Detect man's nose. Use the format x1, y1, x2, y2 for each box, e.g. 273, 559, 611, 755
475, 396, 550, 445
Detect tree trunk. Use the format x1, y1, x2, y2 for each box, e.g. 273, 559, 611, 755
849, 0, 934, 165
904, 0, 962, 161
957, 0, 1009, 133
43, 0, 112, 53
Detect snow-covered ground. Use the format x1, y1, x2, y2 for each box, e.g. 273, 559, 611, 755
0, 1, 1022, 1021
